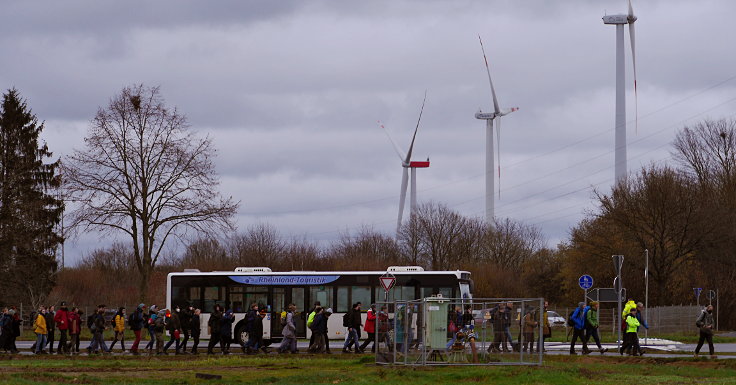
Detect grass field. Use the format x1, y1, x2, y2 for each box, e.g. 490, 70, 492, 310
0, 354, 735, 384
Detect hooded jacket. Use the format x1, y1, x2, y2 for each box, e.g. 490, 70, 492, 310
54, 308, 69, 330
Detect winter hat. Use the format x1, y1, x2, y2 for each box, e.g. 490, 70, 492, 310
325, 308, 333, 314
150, 305, 158, 312
138, 303, 146, 309
578, 302, 585, 307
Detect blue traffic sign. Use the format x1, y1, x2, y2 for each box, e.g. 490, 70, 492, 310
579, 275, 594, 290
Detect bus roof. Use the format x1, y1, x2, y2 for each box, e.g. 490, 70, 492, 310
168, 269, 471, 278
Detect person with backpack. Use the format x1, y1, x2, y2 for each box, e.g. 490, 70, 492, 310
88, 305, 110, 354
54, 302, 69, 354
695, 304, 716, 358
129, 304, 146, 355
278, 303, 297, 354
308, 307, 327, 353
569, 302, 589, 355
306, 301, 321, 349
33, 306, 47, 354
163, 306, 182, 354
144, 305, 157, 352
109, 307, 126, 353
190, 308, 201, 354
154, 309, 167, 355
68, 307, 81, 354
207, 304, 223, 355
342, 303, 362, 353
584, 301, 608, 354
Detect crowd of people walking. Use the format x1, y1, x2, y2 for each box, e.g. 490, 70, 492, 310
0, 299, 720, 358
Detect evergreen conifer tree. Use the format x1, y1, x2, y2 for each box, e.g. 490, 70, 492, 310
0, 89, 63, 307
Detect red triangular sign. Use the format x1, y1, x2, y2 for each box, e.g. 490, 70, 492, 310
380, 276, 396, 291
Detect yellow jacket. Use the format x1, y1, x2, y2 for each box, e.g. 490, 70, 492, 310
625, 314, 640, 333
33, 313, 47, 335
114, 314, 125, 332
622, 300, 637, 318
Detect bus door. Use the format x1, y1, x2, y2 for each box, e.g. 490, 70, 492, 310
270, 287, 286, 339
289, 287, 307, 338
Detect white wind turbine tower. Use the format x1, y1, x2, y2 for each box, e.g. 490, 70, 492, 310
382, 93, 430, 235
475, 36, 518, 223
603, 0, 638, 183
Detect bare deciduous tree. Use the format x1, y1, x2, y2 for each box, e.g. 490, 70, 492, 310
596, 166, 708, 305
63, 85, 238, 301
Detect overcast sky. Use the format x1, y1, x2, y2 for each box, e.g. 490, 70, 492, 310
2, 0, 735, 265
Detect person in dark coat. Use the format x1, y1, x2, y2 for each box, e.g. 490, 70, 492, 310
219, 309, 235, 354
179, 305, 193, 353
129, 304, 146, 355
190, 308, 201, 354
164, 306, 182, 354
342, 303, 363, 353
45, 305, 56, 354
248, 309, 268, 354
243, 303, 260, 354
207, 304, 223, 355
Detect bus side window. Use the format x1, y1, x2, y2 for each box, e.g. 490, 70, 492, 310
439, 287, 452, 299
352, 286, 371, 311
204, 287, 221, 313
337, 287, 349, 313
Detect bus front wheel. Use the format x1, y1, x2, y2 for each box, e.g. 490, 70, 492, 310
234, 324, 249, 346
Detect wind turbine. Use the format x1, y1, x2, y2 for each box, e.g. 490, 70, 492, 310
603, 0, 638, 183
475, 36, 518, 223
382, 93, 430, 235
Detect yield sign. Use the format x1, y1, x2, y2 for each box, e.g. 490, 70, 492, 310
379, 273, 396, 292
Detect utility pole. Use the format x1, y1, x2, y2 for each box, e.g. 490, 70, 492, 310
644, 249, 649, 345
613, 255, 624, 350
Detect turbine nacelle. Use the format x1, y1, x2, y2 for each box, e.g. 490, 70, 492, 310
475, 107, 518, 120
602, 14, 631, 24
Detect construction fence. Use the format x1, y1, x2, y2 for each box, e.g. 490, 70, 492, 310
375, 297, 544, 366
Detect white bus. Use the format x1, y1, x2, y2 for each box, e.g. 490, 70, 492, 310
166, 266, 473, 346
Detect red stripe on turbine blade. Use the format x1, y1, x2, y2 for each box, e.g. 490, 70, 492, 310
409, 161, 430, 168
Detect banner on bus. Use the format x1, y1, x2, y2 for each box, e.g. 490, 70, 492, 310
228, 275, 340, 285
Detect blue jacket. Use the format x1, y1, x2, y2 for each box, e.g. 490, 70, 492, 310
571, 307, 586, 330
635, 312, 649, 330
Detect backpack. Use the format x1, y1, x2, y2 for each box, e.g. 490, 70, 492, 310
280, 313, 287, 327
154, 316, 165, 332
343, 311, 351, 328
567, 311, 575, 327
87, 314, 96, 330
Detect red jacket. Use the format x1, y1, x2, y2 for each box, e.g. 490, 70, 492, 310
54, 309, 69, 330
68, 312, 81, 335
363, 309, 376, 334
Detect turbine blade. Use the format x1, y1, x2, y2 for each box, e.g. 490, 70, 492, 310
478, 35, 501, 115
628, 0, 638, 135
629, 18, 638, 135
397, 168, 409, 234
380, 120, 406, 162
496, 118, 501, 199
405, 91, 427, 163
